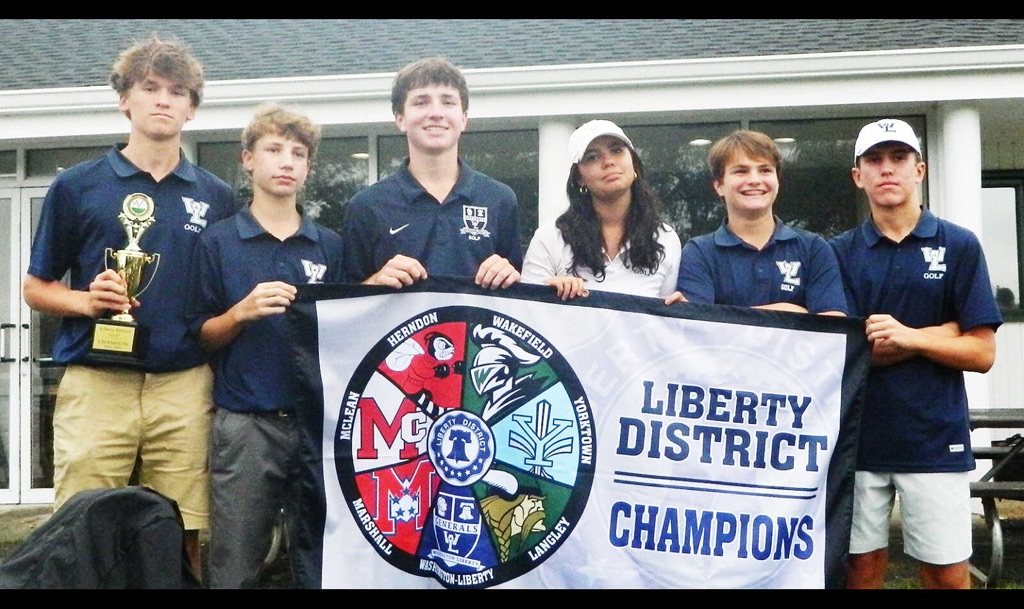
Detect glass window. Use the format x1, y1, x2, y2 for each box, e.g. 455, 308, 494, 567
752, 116, 927, 239
982, 171, 1024, 320
0, 150, 15, 176
299, 138, 370, 234
198, 137, 369, 235
197, 141, 242, 188
379, 130, 540, 250
26, 146, 111, 177
197, 117, 929, 262
377, 134, 406, 178
628, 122, 738, 243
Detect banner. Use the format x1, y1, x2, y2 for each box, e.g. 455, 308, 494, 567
290, 277, 868, 589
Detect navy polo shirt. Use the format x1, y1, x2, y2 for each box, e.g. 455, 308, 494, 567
342, 158, 523, 282
830, 209, 1003, 472
27, 145, 236, 371
677, 217, 849, 314
187, 206, 345, 415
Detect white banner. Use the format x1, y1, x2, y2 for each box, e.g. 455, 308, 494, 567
290, 278, 868, 589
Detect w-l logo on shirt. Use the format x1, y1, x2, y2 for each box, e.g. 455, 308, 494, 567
776, 260, 802, 291
182, 197, 210, 229
921, 246, 947, 272
302, 260, 327, 283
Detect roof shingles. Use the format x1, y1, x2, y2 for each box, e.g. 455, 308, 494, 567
3, 19, 1023, 92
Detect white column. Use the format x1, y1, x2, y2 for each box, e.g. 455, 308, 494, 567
936, 105, 996, 499
935, 104, 983, 235
537, 120, 575, 228
937, 106, 993, 411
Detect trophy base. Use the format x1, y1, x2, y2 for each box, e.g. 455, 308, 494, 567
88, 318, 148, 367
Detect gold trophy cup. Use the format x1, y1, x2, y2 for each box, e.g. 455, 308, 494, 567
89, 193, 160, 364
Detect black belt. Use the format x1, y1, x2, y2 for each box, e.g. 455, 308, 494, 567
250, 409, 292, 418
225, 408, 293, 418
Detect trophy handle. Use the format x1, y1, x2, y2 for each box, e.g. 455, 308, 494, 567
133, 253, 161, 299
104, 247, 115, 271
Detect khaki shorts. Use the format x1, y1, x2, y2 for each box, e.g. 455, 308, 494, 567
848, 470, 972, 565
52, 364, 214, 530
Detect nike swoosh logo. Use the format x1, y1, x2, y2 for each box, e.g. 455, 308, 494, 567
389, 224, 410, 235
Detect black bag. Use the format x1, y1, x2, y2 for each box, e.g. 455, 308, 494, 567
992, 433, 1024, 482
0, 486, 201, 589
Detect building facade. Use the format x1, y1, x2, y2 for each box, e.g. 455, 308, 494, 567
2, 19, 1024, 504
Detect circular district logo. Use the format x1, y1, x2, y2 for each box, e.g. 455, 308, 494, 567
335, 305, 595, 589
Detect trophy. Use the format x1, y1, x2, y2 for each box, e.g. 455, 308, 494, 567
89, 193, 161, 365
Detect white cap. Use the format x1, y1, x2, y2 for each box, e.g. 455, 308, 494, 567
568, 120, 635, 164
854, 118, 922, 161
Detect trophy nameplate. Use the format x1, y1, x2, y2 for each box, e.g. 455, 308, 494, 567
90, 193, 160, 365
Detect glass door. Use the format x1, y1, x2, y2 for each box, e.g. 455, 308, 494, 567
0, 189, 16, 503
18, 187, 57, 505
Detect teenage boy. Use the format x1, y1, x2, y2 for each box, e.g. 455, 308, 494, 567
187, 103, 344, 588
342, 56, 522, 289
830, 118, 1002, 589
667, 130, 847, 316
22, 34, 235, 578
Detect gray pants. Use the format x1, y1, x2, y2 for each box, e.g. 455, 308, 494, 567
207, 408, 304, 588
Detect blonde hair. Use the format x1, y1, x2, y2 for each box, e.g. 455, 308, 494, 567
241, 103, 322, 164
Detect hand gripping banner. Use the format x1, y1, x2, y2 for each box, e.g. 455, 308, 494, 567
289, 277, 868, 589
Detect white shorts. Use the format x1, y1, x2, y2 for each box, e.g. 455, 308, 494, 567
848, 470, 972, 565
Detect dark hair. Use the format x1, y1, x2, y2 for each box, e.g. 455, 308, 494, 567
854, 143, 922, 167
558, 149, 667, 280
391, 56, 469, 115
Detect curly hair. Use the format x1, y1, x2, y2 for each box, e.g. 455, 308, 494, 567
109, 33, 204, 110
241, 102, 322, 165
557, 150, 667, 280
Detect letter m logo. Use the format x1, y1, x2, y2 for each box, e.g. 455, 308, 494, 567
356, 397, 421, 460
